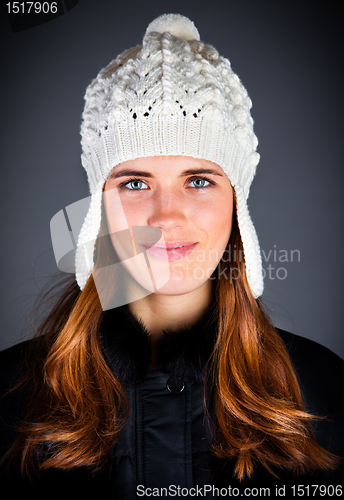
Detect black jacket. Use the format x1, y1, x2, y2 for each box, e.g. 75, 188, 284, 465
1, 305, 344, 498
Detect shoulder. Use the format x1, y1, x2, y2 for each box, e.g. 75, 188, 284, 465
0, 337, 43, 420
277, 328, 344, 454
277, 328, 344, 402
0, 338, 33, 365
277, 328, 344, 392
277, 328, 344, 377
0, 339, 37, 458
0, 338, 38, 392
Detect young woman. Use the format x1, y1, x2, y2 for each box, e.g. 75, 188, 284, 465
1, 13, 343, 497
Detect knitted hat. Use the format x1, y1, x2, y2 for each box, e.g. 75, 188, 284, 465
76, 13, 264, 298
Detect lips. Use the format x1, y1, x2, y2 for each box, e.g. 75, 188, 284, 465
141, 242, 197, 261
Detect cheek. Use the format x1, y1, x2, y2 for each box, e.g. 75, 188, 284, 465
104, 193, 146, 233
207, 200, 233, 270
195, 196, 233, 243
117, 196, 149, 227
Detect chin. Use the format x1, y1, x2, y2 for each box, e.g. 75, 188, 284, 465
151, 278, 210, 296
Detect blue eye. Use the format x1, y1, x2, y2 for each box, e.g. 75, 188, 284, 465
190, 178, 210, 188
126, 179, 148, 190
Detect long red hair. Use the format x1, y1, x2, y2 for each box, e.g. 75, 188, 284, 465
0, 202, 339, 480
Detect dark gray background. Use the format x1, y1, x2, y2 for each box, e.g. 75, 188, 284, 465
1, 0, 343, 358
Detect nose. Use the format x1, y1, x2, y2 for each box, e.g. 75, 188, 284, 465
147, 188, 187, 232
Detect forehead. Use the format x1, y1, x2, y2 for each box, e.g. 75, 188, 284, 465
108, 156, 226, 178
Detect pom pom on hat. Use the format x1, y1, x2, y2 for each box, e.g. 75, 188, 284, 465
144, 13, 200, 42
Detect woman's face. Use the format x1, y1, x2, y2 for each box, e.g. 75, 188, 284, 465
103, 156, 233, 296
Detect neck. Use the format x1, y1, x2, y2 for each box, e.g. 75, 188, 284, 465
129, 280, 213, 340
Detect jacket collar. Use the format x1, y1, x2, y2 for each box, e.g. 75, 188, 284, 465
100, 304, 218, 386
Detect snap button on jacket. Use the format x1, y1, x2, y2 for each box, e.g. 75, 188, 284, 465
102, 305, 215, 498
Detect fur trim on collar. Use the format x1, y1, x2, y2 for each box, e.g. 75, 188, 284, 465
100, 305, 218, 386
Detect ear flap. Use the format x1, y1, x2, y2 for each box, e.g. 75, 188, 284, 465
75, 183, 103, 290
234, 185, 264, 298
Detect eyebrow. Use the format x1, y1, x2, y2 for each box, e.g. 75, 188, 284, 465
109, 167, 223, 179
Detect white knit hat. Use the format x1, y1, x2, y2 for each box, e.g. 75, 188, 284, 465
76, 13, 264, 298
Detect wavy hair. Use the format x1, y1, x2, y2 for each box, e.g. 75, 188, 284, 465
0, 200, 340, 480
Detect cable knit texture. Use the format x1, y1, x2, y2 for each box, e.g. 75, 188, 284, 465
76, 13, 264, 297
